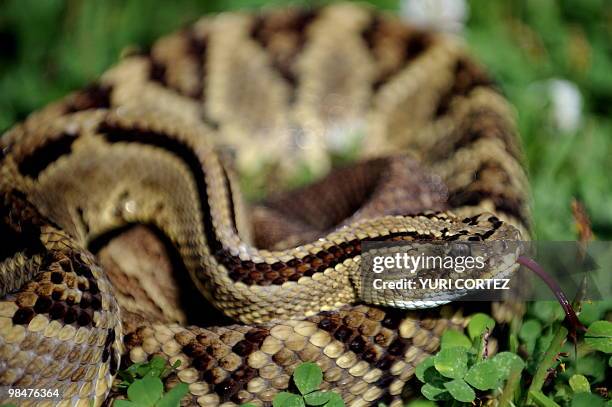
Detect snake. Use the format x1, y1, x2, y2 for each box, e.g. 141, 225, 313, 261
0, 3, 531, 406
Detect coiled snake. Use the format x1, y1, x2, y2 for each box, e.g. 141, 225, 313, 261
0, 4, 530, 406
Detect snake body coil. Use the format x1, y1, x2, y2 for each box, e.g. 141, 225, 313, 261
0, 4, 529, 406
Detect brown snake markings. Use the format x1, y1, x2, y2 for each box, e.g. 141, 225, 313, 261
148, 30, 207, 101
0, 3, 530, 407
10, 120, 506, 288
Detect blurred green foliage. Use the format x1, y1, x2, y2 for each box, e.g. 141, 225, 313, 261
0, 0, 610, 239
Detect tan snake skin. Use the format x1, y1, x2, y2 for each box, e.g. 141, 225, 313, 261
0, 3, 530, 406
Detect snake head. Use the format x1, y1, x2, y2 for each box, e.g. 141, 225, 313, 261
449, 212, 525, 277
358, 212, 525, 309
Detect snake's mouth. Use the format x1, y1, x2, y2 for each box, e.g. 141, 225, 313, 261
491, 256, 521, 280
486, 240, 525, 278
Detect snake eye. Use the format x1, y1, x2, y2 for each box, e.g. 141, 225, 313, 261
449, 243, 471, 257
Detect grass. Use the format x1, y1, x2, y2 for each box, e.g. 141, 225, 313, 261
0, 0, 610, 240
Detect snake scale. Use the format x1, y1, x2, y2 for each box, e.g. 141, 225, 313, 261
0, 3, 531, 406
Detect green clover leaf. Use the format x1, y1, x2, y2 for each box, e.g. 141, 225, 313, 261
293, 362, 323, 395
273, 392, 305, 407
444, 378, 476, 402
434, 347, 469, 379
127, 376, 163, 406
440, 330, 472, 349
491, 351, 525, 379
156, 382, 189, 407
303, 390, 330, 405
415, 356, 436, 382
323, 392, 345, 407
569, 374, 591, 394
464, 359, 501, 390
421, 383, 450, 401
467, 313, 496, 340
585, 321, 612, 353
113, 401, 139, 407
519, 319, 542, 342
571, 392, 606, 407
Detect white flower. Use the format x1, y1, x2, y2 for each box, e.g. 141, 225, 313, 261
548, 79, 583, 133
325, 119, 365, 153
400, 0, 469, 34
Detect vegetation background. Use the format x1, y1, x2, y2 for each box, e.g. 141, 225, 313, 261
0, 2, 610, 406
0, 0, 610, 241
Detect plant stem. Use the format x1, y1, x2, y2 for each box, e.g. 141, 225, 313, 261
529, 391, 561, 407
498, 365, 523, 407
509, 312, 522, 355
525, 325, 568, 405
